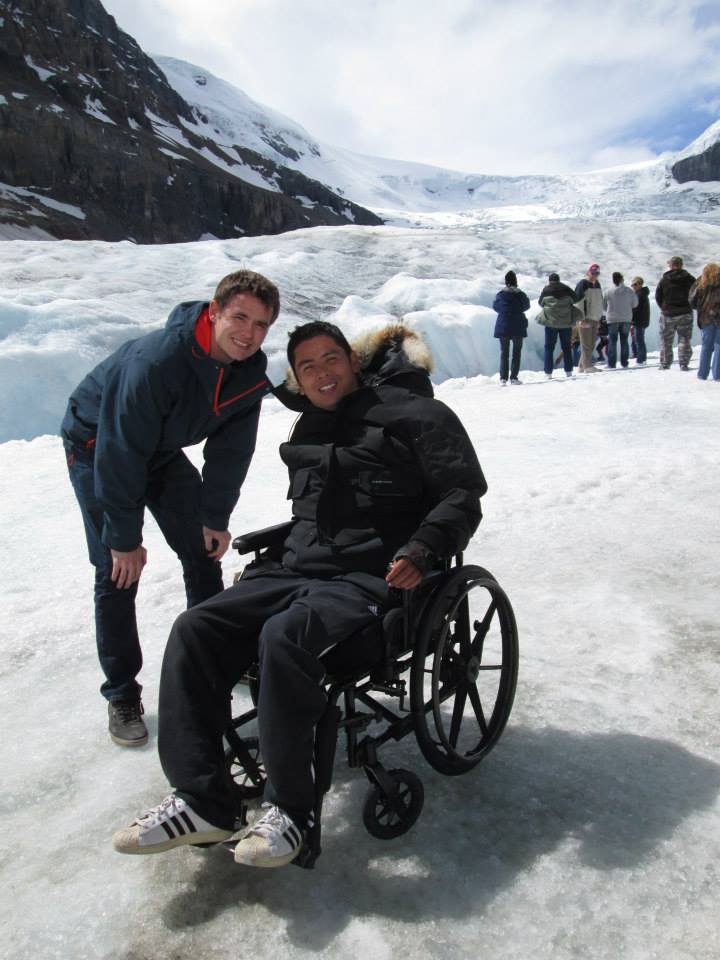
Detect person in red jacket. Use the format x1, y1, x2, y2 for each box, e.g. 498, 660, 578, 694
61, 270, 280, 747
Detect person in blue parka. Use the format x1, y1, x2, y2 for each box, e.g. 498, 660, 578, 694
61, 270, 280, 748
493, 270, 530, 384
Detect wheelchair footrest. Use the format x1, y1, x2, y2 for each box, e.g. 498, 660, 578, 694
291, 840, 320, 870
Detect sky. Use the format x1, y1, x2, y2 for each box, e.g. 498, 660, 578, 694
99, 0, 720, 176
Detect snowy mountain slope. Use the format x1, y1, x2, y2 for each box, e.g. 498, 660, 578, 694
672, 117, 720, 164
156, 56, 720, 222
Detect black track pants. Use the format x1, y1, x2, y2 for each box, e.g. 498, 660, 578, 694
158, 565, 388, 828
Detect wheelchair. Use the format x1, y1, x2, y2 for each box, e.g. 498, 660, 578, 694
223, 521, 519, 869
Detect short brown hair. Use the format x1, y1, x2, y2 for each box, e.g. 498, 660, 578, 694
213, 270, 280, 321
668, 256, 683, 268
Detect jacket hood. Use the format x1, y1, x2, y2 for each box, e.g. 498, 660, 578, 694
274, 324, 434, 411
165, 300, 210, 350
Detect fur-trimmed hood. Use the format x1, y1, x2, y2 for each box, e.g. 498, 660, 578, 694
274, 324, 434, 411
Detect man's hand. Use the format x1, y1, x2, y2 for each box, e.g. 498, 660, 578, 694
203, 526, 231, 560
110, 546, 147, 589
385, 557, 423, 591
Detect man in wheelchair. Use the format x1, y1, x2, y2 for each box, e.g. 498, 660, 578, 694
113, 320, 487, 867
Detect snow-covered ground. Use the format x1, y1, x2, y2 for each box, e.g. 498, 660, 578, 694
1, 171, 719, 956
1, 354, 718, 960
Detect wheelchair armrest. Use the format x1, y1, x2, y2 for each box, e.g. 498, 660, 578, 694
232, 521, 295, 556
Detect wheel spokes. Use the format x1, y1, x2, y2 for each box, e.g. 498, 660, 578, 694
375, 784, 412, 824
448, 681, 469, 747
471, 599, 497, 659
467, 683, 488, 736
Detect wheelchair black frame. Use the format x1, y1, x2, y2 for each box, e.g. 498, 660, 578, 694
224, 524, 519, 869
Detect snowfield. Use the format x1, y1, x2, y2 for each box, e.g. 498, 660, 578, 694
1, 341, 718, 960
1, 107, 719, 955
2, 215, 719, 443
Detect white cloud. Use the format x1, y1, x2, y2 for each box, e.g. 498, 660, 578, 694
102, 0, 720, 175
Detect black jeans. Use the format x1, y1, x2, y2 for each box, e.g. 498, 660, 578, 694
158, 565, 389, 829
543, 327, 573, 374
499, 336, 523, 381
65, 444, 223, 701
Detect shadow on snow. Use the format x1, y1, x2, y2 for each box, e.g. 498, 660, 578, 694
153, 724, 720, 949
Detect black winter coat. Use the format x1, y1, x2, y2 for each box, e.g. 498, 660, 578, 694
492, 287, 530, 338
655, 269, 696, 316
539, 281, 575, 305
632, 286, 650, 328
275, 328, 486, 579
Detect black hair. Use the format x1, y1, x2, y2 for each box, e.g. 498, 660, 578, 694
612, 272, 623, 285
287, 321, 352, 371
505, 270, 517, 287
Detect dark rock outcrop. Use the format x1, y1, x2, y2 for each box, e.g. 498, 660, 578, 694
0, 0, 381, 241
672, 142, 720, 185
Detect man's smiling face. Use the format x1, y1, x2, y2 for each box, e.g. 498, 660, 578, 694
292, 334, 360, 410
208, 292, 273, 363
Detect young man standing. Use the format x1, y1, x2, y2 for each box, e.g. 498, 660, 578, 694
61, 270, 280, 747
655, 256, 696, 370
603, 272, 638, 368
112, 321, 486, 867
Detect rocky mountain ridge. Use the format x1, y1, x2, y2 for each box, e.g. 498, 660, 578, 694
0, 0, 380, 241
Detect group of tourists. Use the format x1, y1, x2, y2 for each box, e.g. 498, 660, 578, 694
492, 256, 720, 383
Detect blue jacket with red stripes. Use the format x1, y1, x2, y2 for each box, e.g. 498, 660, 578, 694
61, 300, 270, 551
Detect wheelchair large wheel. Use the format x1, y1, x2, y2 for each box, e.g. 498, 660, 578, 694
362, 769, 424, 839
410, 566, 518, 775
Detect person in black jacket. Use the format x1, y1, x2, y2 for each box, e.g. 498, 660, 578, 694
112, 321, 486, 868
61, 270, 280, 747
655, 256, 696, 370
492, 270, 530, 384
630, 277, 651, 365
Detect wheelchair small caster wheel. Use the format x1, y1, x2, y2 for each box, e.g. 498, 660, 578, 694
224, 736, 266, 801
362, 768, 424, 839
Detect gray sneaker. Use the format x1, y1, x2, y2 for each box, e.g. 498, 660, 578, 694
108, 699, 148, 747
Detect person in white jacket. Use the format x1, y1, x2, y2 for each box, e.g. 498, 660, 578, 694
574, 264, 605, 373
603, 272, 638, 368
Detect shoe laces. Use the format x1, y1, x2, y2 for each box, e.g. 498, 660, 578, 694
247, 804, 298, 839
137, 794, 182, 827
114, 700, 144, 722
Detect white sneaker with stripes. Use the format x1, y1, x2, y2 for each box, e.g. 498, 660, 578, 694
112, 794, 233, 855
233, 803, 305, 868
